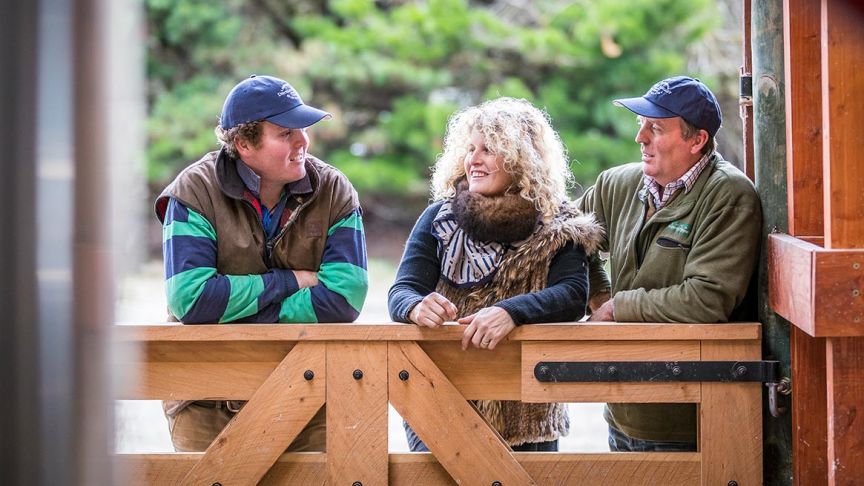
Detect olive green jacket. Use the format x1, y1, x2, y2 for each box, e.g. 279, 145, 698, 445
577, 154, 762, 442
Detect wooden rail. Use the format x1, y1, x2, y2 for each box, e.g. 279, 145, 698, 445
114, 322, 763, 485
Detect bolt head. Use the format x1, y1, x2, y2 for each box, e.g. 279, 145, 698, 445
353, 369, 364, 380
399, 370, 409, 381
303, 370, 314, 381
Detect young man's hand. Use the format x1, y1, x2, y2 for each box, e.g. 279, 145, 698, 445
293, 270, 319, 288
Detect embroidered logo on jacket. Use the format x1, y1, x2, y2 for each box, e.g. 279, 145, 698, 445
667, 221, 692, 237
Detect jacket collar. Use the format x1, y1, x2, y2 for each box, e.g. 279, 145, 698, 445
643, 153, 721, 224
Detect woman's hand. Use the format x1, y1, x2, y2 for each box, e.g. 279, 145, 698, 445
459, 306, 516, 350
409, 292, 458, 328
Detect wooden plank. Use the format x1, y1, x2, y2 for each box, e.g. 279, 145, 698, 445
821, 0, 864, 250
826, 337, 864, 485
181, 342, 326, 486
115, 453, 327, 485
813, 250, 864, 336
326, 342, 388, 485
522, 341, 701, 403
115, 342, 292, 399
791, 327, 828, 486
768, 233, 864, 336
768, 233, 816, 334
699, 340, 762, 485
114, 322, 762, 342
420, 341, 521, 400
117, 452, 700, 486
388, 341, 536, 485
389, 453, 701, 486
118, 362, 278, 399
783, 0, 824, 236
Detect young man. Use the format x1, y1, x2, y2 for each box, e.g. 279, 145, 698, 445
578, 76, 762, 451
154, 74, 368, 452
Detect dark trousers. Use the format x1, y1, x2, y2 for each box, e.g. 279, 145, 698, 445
607, 424, 696, 452
404, 421, 558, 452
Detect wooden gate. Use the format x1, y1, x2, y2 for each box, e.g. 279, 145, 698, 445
114, 322, 763, 485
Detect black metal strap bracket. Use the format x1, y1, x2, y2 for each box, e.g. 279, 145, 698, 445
534, 360, 781, 383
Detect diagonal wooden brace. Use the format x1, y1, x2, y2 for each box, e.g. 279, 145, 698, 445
388, 341, 536, 486
181, 342, 326, 486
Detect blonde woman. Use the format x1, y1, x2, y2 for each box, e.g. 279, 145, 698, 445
388, 97, 602, 451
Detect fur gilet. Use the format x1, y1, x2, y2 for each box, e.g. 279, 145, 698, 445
434, 193, 602, 446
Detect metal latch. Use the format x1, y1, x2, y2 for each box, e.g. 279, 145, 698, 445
534, 360, 790, 417
739, 72, 753, 106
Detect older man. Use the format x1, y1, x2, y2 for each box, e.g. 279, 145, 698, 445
578, 76, 762, 451
155, 74, 368, 452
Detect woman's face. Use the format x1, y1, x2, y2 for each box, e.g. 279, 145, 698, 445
463, 129, 513, 197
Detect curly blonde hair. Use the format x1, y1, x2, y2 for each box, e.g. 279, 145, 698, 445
430, 97, 572, 222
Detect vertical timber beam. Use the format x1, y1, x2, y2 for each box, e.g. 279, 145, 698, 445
821, 1, 864, 484
700, 341, 763, 485
326, 342, 388, 485
783, 0, 824, 237
783, 1, 828, 484
752, 1, 793, 484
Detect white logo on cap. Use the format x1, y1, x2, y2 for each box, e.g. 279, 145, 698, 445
277, 84, 301, 102
648, 81, 673, 96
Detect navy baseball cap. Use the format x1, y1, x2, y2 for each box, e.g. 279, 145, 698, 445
220, 75, 331, 129
613, 76, 722, 136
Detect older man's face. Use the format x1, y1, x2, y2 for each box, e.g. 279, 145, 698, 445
635, 116, 705, 186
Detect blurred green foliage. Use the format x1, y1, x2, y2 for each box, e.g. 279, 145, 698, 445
146, 0, 718, 205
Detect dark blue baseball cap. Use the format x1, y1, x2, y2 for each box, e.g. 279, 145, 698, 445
220, 75, 331, 129
613, 76, 722, 136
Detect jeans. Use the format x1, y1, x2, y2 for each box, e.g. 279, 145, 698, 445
607, 424, 696, 452
404, 421, 558, 452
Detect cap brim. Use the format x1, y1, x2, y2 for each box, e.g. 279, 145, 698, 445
266, 104, 332, 129
613, 96, 677, 119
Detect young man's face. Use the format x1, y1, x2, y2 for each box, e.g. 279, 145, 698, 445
239, 121, 310, 185
635, 116, 706, 186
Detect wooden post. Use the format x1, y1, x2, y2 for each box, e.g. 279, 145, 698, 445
821, 1, 864, 484
781, 1, 829, 484
783, 0, 824, 237
753, 1, 794, 482
700, 341, 763, 485
326, 342, 389, 485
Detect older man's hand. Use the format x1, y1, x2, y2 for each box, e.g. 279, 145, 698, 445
588, 298, 615, 322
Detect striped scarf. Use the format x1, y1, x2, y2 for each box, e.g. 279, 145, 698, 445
431, 200, 510, 287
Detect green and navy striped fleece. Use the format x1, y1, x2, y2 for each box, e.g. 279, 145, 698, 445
162, 197, 368, 323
